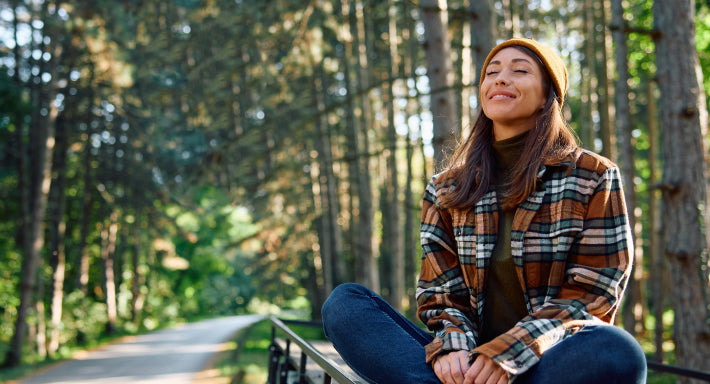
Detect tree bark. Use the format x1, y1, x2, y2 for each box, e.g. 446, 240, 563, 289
655, 0, 710, 379
338, 0, 360, 284
468, 0, 495, 127
420, 0, 458, 169
311, 65, 342, 296
76, 69, 95, 295
610, 0, 645, 336
131, 217, 144, 325
402, 0, 423, 318
5, 1, 29, 368
581, 0, 596, 150
5, 0, 58, 366
353, 0, 377, 290
102, 210, 119, 335
48, 113, 68, 357
595, 0, 616, 161
647, 80, 666, 362
381, 0, 404, 310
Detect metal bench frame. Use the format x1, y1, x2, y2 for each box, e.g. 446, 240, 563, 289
647, 360, 710, 382
266, 316, 710, 383
267, 317, 366, 384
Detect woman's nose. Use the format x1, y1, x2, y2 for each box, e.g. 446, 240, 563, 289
495, 70, 510, 85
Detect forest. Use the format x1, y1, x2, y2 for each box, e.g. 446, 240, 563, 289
0, 0, 709, 381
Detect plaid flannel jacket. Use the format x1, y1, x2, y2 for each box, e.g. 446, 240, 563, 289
417, 149, 632, 377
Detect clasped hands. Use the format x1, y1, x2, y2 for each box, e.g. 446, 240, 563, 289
433, 350, 508, 384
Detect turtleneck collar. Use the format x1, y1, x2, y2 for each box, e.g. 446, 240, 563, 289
492, 129, 530, 172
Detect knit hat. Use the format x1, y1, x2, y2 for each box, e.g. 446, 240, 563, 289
480, 38, 568, 105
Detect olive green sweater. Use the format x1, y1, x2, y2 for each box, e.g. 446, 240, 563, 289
480, 131, 530, 344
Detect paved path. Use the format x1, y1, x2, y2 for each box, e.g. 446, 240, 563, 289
15, 314, 265, 384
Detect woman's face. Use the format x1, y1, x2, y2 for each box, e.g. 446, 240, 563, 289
480, 47, 548, 140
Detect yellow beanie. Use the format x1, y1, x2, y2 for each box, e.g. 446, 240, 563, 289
479, 38, 568, 105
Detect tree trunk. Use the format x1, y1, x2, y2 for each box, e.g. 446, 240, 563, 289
312, 65, 342, 295
595, 0, 616, 161
6, 68, 53, 362
460, 12, 472, 139
131, 217, 144, 325
102, 210, 119, 335
501, 0, 512, 37
647, 80, 666, 362
337, 0, 359, 285
380, 0, 404, 310
468, 0, 495, 130
353, 0, 377, 290
35, 283, 46, 359
402, 0, 423, 318
420, 0, 458, 169
5, 0, 58, 366
48, 113, 68, 357
5, 1, 29, 368
581, 0, 596, 150
76, 69, 95, 295
509, 0, 521, 37
610, 0, 645, 336
654, 0, 710, 379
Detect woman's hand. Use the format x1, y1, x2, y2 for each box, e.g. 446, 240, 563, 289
433, 351, 508, 384
464, 354, 508, 384
433, 350, 470, 384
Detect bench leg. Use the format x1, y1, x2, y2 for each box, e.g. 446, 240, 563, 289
298, 352, 308, 384
267, 343, 283, 384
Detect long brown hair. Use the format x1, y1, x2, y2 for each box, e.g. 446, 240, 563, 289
438, 46, 579, 210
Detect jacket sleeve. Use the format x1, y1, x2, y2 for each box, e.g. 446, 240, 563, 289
473, 165, 633, 376
416, 176, 479, 363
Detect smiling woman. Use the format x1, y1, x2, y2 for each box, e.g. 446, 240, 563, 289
321, 38, 648, 384
480, 47, 548, 140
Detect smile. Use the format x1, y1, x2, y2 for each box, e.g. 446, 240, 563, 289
490, 94, 516, 100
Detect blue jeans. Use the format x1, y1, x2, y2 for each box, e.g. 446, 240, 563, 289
321, 283, 647, 384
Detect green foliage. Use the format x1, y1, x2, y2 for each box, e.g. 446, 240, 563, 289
63, 291, 110, 346
1, 0, 709, 371
697, 3, 710, 99
0, 252, 20, 345
163, 186, 259, 318
208, 319, 272, 383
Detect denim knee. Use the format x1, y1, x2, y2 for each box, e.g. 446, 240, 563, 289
519, 325, 647, 384
322, 283, 367, 317
321, 283, 369, 338
590, 325, 647, 382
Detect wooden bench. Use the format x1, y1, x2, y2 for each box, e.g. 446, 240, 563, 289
267, 317, 367, 384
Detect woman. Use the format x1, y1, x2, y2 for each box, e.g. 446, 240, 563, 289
321, 38, 646, 384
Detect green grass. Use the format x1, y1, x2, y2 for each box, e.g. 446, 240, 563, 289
646, 370, 676, 384
207, 319, 274, 384
0, 358, 62, 383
